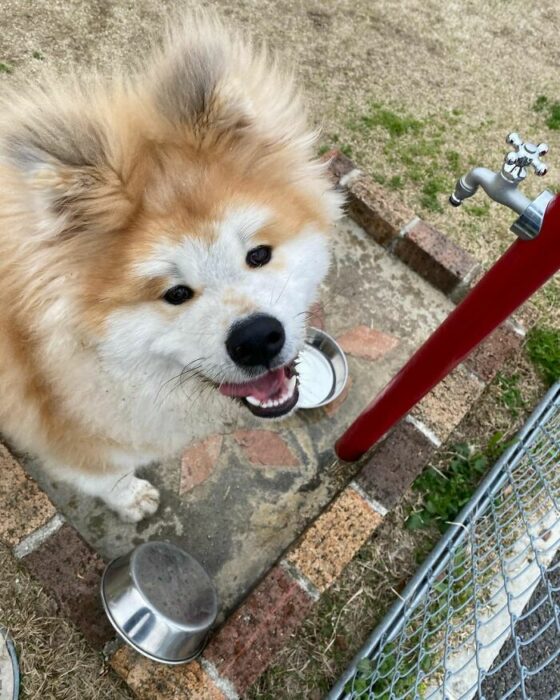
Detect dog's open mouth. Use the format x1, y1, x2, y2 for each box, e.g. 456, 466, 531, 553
219, 363, 299, 418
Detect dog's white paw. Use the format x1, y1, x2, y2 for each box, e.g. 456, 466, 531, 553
105, 476, 160, 523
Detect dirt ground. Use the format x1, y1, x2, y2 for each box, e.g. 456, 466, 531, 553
0, 1, 558, 698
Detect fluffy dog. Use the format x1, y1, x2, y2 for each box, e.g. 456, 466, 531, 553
0, 12, 341, 522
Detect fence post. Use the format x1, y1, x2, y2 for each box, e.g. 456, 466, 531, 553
336, 195, 560, 462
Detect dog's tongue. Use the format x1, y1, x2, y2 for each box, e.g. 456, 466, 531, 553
219, 368, 286, 402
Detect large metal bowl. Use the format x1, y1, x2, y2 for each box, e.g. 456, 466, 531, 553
296, 327, 349, 409
101, 541, 218, 665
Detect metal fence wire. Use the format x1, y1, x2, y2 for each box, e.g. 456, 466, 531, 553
328, 381, 560, 700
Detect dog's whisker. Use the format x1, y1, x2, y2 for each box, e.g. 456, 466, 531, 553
155, 357, 208, 403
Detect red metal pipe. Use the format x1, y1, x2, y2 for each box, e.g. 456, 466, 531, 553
336, 195, 560, 462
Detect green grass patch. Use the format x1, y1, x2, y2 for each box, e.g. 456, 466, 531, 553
532, 95, 560, 130
347, 102, 465, 214
533, 95, 549, 113
388, 175, 404, 190
546, 105, 560, 130
0, 62, 13, 74
420, 176, 448, 213
406, 434, 508, 533
348, 645, 430, 698
32, 50, 45, 61
497, 372, 526, 417
359, 103, 423, 137
445, 150, 462, 176
390, 137, 444, 164
526, 325, 560, 387
464, 200, 490, 218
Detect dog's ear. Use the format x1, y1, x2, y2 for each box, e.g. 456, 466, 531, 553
145, 11, 315, 167
147, 13, 257, 143
5, 90, 140, 236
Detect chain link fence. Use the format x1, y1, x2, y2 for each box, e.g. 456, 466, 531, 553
328, 382, 560, 700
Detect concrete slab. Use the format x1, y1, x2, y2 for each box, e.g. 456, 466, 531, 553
22, 217, 454, 615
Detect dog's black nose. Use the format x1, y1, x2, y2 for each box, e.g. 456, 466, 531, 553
226, 314, 285, 367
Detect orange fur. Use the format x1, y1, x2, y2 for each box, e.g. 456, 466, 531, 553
0, 10, 341, 520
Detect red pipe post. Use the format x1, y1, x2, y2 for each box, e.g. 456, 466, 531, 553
336, 195, 560, 462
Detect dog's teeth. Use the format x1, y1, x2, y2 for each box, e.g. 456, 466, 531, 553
246, 375, 298, 412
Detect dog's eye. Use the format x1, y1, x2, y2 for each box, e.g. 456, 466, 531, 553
246, 245, 272, 268
163, 285, 194, 305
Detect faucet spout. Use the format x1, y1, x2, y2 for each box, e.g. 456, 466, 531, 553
449, 167, 531, 216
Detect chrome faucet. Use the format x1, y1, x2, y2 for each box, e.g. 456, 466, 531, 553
449, 133, 553, 240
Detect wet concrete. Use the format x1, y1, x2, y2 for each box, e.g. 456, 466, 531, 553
23, 217, 454, 615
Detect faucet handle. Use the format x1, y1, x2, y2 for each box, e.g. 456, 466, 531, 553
503, 132, 549, 181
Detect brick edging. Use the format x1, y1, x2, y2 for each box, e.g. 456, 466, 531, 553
108, 483, 385, 699
0, 148, 529, 699
324, 148, 481, 299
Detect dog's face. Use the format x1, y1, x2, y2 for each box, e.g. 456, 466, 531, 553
3, 12, 341, 418
93, 158, 332, 418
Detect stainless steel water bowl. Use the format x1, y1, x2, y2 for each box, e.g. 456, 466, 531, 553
296, 327, 349, 409
101, 541, 218, 665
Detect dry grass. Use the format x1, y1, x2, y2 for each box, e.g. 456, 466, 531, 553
0, 546, 132, 700
0, 0, 558, 322
455, 349, 547, 445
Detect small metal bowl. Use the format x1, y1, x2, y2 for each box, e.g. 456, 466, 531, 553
101, 541, 218, 665
296, 327, 349, 409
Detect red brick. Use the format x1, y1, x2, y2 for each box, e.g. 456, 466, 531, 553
286, 488, 382, 591
464, 323, 523, 382
111, 648, 224, 700
0, 443, 56, 547
324, 149, 414, 246
234, 430, 299, 467
411, 366, 483, 440
348, 178, 412, 247
337, 325, 399, 361
356, 420, 435, 509
180, 435, 222, 495
394, 219, 478, 295
204, 566, 314, 693
22, 524, 113, 648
